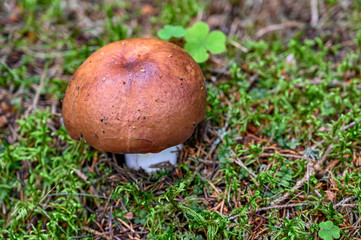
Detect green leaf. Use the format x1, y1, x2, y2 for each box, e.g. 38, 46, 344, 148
185, 22, 209, 43
164, 25, 186, 38
318, 230, 332, 240
320, 221, 334, 230
330, 225, 340, 239
204, 30, 226, 54
157, 25, 186, 41
184, 42, 208, 63
158, 29, 172, 41
181, 22, 227, 62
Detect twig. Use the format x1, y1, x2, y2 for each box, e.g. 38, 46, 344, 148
271, 158, 316, 205
334, 196, 357, 207
233, 157, 259, 186
270, 78, 361, 94
246, 202, 311, 214
119, 197, 128, 212
208, 121, 229, 176
74, 168, 88, 182
69, 235, 92, 239
0, 59, 21, 83
32, 61, 49, 110
81, 226, 112, 240
208, 122, 229, 158
341, 120, 361, 131
98, 192, 113, 220
237, 152, 315, 162
232, 151, 315, 188
109, 206, 113, 239
229, 199, 359, 221
232, 144, 345, 205
205, 178, 220, 194
255, 21, 304, 39
335, 203, 359, 208
319, 144, 334, 166
295, 78, 361, 89
351, 214, 361, 236
23, 179, 63, 223
229, 40, 248, 53
15, 179, 63, 231
272, 131, 359, 204
19, 46, 99, 59
229, 202, 311, 220
319, 119, 361, 165
117, 217, 134, 231
310, 0, 319, 27
48, 192, 116, 200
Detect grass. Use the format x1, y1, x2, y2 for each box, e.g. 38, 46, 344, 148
1, 0, 361, 239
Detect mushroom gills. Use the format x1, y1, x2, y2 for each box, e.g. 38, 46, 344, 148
124, 144, 181, 173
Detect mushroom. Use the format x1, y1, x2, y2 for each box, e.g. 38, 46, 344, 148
62, 38, 207, 172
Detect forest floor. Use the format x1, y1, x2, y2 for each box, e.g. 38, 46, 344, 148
1, 0, 361, 239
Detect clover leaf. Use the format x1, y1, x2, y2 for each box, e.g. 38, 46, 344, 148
184, 22, 226, 63
158, 25, 186, 41
157, 22, 227, 63
184, 42, 209, 63
185, 21, 209, 43
318, 221, 340, 240
204, 30, 226, 54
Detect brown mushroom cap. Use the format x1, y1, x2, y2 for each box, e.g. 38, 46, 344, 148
62, 38, 207, 153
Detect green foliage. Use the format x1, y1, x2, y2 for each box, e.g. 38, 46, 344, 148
318, 221, 340, 240
274, 166, 295, 187
103, 2, 129, 43
157, 25, 187, 40
0, 109, 101, 238
155, 0, 203, 26
272, 217, 311, 240
184, 22, 226, 63
158, 22, 227, 63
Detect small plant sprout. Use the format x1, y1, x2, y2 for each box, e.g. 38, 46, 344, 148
158, 21, 227, 63
318, 221, 340, 240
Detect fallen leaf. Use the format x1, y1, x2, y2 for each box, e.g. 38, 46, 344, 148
141, 4, 155, 16
325, 190, 337, 202
0, 115, 7, 128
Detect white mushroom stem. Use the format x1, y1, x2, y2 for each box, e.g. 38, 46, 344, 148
124, 144, 181, 173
